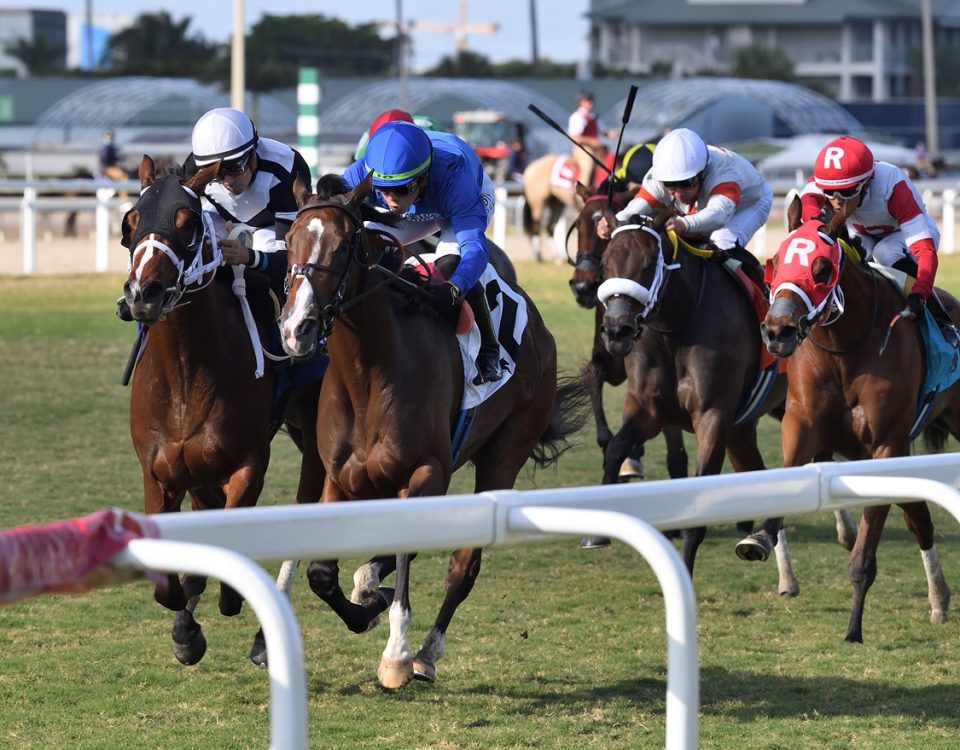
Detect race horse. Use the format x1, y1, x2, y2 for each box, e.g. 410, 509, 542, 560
278, 173, 588, 688
568, 182, 688, 506
596, 207, 801, 594
522, 152, 582, 264
760, 199, 957, 642
121, 155, 325, 665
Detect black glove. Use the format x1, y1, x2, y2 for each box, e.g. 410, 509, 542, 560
427, 281, 462, 327
903, 292, 926, 319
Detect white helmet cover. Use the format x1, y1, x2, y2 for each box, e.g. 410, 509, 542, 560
191, 108, 259, 166
651, 128, 709, 182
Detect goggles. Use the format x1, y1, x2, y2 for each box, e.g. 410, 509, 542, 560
376, 179, 420, 197
218, 152, 253, 178
821, 181, 865, 201
662, 176, 698, 189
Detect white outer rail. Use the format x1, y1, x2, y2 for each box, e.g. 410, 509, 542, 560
139, 452, 960, 750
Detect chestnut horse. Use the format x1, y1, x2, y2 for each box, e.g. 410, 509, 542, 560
122, 155, 325, 665
597, 208, 801, 594
278, 174, 588, 688
760, 202, 957, 642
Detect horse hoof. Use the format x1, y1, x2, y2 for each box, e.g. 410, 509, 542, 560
172, 630, 207, 666
580, 537, 611, 550
735, 534, 772, 562
249, 628, 268, 668
618, 457, 644, 480
931, 608, 948, 625
779, 583, 800, 598
413, 658, 437, 683
377, 657, 414, 689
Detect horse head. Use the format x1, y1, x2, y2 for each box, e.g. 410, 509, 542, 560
568, 185, 624, 309
596, 208, 674, 356
279, 172, 382, 358
761, 206, 849, 357
121, 155, 219, 323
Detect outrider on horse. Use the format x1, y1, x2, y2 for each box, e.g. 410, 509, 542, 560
278, 172, 588, 688
121, 155, 325, 666
761, 197, 958, 642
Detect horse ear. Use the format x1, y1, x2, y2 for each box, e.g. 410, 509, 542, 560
345, 172, 374, 209
652, 206, 673, 232
292, 175, 312, 209
183, 161, 219, 194
824, 197, 854, 239
787, 194, 803, 231
575, 182, 592, 205
139, 155, 156, 190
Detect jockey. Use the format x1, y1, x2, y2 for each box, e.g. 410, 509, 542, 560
354, 109, 447, 161
598, 128, 771, 286
341, 120, 503, 384
799, 135, 956, 342
184, 107, 312, 297
568, 90, 619, 190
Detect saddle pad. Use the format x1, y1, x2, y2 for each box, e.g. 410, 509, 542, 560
725, 260, 782, 373
549, 156, 580, 191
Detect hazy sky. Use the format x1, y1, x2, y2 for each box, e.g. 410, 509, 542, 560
21, 1, 591, 73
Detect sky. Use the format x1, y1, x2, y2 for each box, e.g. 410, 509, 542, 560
21, 1, 591, 73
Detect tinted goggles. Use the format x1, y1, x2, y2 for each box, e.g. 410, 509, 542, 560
822, 182, 864, 201
218, 152, 253, 177
376, 179, 419, 197
662, 177, 698, 189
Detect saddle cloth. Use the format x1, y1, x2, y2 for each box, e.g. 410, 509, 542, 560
549, 156, 581, 191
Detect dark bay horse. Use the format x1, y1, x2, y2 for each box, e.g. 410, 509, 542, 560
122, 155, 325, 665
597, 209, 801, 594
760, 204, 957, 642
278, 173, 588, 688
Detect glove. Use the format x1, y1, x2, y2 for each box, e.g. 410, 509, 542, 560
903, 292, 926, 319
427, 281, 462, 327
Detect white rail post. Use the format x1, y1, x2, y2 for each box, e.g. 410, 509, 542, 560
493, 185, 508, 249
942, 189, 956, 254
114, 539, 308, 750
95, 187, 116, 272
507, 507, 699, 750
20, 186, 38, 274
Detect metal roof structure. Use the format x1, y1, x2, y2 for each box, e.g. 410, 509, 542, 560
613, 77, 863, 142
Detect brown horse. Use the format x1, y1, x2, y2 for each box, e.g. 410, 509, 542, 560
278, 173, 588, 688
760, 202, 956, 642
122, 155, 325, 665
568, 184, 688, 541
597, 208, 801, 594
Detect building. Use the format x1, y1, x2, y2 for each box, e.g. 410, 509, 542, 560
587, 0, 960, 102
0, 9, 67, 77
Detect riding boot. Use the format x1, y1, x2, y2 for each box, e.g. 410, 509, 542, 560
928, 290, 960, 349
726, 244, 766, 292
465, 283, 503, 385
116, 296, 134, 322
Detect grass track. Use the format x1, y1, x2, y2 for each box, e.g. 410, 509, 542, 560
2, 260, 960, 748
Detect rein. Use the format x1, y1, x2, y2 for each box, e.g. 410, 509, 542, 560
805, 260, 879, 355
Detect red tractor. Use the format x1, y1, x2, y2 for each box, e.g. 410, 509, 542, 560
453, 110, 526, 182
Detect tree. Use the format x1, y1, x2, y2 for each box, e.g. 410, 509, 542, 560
732, 44, 794, 82
492, 58, 576, 77
104, 12, 220, 76
243, 14, 394, 90
424, 50, 495, 78
3, 36, 66, 76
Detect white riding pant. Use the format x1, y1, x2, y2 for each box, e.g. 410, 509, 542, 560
710, 181, 773, 250
365, 172, 496, 258
856, 215, 940, 267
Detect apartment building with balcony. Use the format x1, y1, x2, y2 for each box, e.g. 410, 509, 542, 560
587, 0, 960, 102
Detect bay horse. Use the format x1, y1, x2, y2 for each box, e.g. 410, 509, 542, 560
278, 173, 588, 688
122, 155, 325, 665
760, 201, 957, 642
597, 207, 801, 595
568, 182, 688, 515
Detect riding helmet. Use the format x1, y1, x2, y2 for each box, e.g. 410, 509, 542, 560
651, 128, 709, 183
814, 136, 875, 190
364, 121, 433, 187
191, 108, 259, 167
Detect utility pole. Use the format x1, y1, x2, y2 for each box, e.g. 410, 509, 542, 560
231, 0, 246, 112
396, 0, 408, 110
404, 1, 498, 56
921, 0, 939, 156
529, 0, 539, 65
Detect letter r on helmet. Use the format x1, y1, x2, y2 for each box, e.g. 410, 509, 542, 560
823, 146, 844, 170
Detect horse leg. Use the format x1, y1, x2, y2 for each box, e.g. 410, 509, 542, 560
142, 478, 188, 611
812, 452, 858, 549
249, 559, 300, 668
680, 411, 731, 573
846, 504, 890, 643
306, 558, 394, 634
900, 501, 951, 625
171, 574, 208, 665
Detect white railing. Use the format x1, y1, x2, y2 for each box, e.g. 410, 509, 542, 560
104, 452, 960, 750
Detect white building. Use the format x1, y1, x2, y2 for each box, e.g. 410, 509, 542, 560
587, 0, 960, 102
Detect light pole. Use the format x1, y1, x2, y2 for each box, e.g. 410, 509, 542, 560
231, 0, 246, 112
921, 0, 938, 156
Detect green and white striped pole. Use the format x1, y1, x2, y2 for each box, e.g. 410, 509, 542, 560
297, 68, 320, 182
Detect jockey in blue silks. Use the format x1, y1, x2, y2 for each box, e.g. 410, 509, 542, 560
341, 120, 503, 384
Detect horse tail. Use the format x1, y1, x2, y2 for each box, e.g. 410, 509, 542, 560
522, 196, 535, 236
922, 418, 950, 455
530, 373, 592, 468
